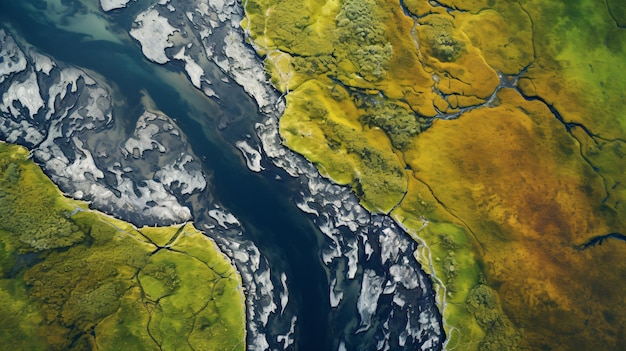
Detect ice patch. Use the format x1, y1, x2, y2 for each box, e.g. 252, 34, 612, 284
380, 227, 402, 265
235, 139, 264, 172
219, 31, 274, 112
338, 341, 347, 351
173, 47, 205, 89
66, 137, 105, 181
357, 269, 384, 330
0, 29, 27, 84
279, 272, 288, 315
1, 70, 44, 118
393, 294, 406, 308
130, 8, 178, 64
99, 0, 134, 11
276, 316, 296, 349
389, 263, 419, 290
123, 112, 167, 157
295, 196, 319, 216
29, 51, 55, 75
46, 67, 92, 120
209, 207, 242, 228
155, 154, 207, 195
345, 238, 358, 279
329, 278, 344, 308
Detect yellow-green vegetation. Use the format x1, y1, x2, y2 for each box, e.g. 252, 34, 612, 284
243, 0, 626, 349
280, 79, 408, 212
0, 143, 245, 351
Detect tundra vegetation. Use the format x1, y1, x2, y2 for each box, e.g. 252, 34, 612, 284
243, 0, 626, 349
0, 143, 245, 351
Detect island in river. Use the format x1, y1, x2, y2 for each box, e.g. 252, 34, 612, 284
242, 0, 626, 349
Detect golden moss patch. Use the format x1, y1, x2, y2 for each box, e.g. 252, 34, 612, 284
0, 143, 245, 351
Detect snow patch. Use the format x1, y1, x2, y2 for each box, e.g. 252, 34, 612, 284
209, 207, 242, 228
173, 47, 205, 89
0, 29, 27, 84
235, 139, 264, 172
29, 51, 55, 75
357, 269, 384, 330
1, 70, 44, 118
99, 0, 134, 11
130, 8, 178, 64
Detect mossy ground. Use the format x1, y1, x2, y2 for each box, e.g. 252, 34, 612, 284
243, 0, 626, 350
0, 143, 245, 351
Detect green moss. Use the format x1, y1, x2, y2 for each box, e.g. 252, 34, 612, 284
0, 279, 47, 350
244, 0, 337, 58
0, 159, 85, 252
519, 0, 626, 138
0, 142, 245, 351
456, 5, 534, 75
360, 99, 424, 150
401, 0, 425, 16
94, 291, 155, 351
141, 226, 181, 247
466, 285, 523, 351
419, 15, 466, 62
280, 80, 407, 213
169, 225, 239, 277
334, 0, 393, 81
139, 260, 180, 300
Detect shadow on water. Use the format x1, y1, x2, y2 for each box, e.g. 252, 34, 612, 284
0, 1, 331, 350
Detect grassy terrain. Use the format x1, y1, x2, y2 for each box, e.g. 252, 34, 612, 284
0, 143, 245, 350
243, 0, 626, 349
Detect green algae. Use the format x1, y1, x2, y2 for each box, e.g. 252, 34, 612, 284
0, 142, 245, 351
